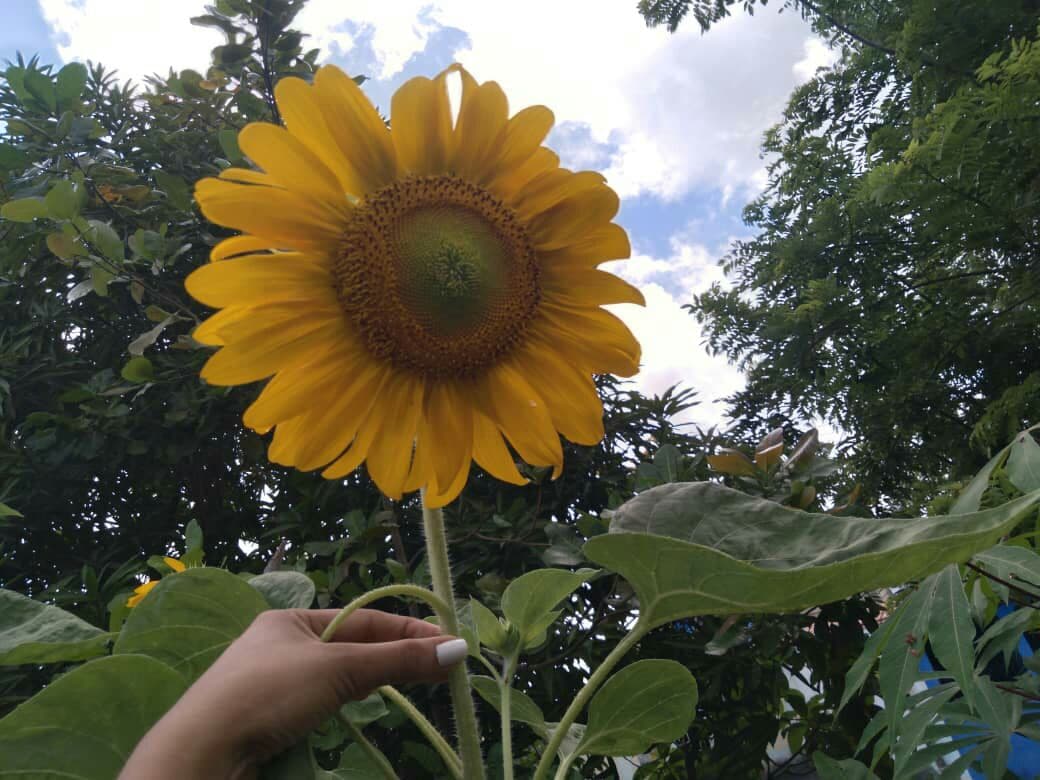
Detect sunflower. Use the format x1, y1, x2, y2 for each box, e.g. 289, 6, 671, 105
126, 556, 185, 608
186, 64, 643, 508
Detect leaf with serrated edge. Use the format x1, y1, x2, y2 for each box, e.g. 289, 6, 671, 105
927, 564, 977, 711
0, 589, 114, 665
584, 482, 1040, 627
249, 571, 316, 609
500, 568, 597, 640
470, 676, 546, 729
0, 654, 186, 778
879, 576, 936, 740
575, 659, 697, 757
114, 567, 267, 682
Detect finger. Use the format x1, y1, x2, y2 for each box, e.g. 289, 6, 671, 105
301, 608, 443, 643
330, 635, 468, 692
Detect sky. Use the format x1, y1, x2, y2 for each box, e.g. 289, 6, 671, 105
6, 0, 838, 431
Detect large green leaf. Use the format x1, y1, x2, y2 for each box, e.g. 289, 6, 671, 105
500, 568, 597, 644
1006, 430, 1040, 494
972, 545, 1040, 597
317, 744, 381, 779
470, 675, 546, 729
114, 567, 267, 682
0, 654, 186, 778
584, 482, 1040, 626
813, 753, 879, 780
575, 659, 697, 757
0, 588, 114, 665
249, 571, 316, 609
926, 564, 977, 711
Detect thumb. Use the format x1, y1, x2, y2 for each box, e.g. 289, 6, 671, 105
330, 635, 469, 695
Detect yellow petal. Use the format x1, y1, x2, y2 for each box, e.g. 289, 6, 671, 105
364, 376, 424, 500
479, 364, 563, 474
193, 307, 255, 346
419, 383, 474, 505
537, 223, 631, 270
541, 268, 646, 307
529, 184, 620, 251
533, 304, 641, 377
210, 235, 281, 261
514, 170, 605, 223
489, 146, 560, 205
391, 74, 452, 176
472, 410, 526, 485
126, 580, 158, 608
491, 105, 555, 182
243, 343, 363, 430
195, 178, 349, 253
312, 66, 396, 193
201, 317, 343, 386
163, 556, 186, 573
275, 76, 372, 197
514, 345, 604, 445
449, 66, 509, 184
270, 362, 388, 471
237, 123, 345, 202
185, 254, 333, 308
218, 168, 275, 186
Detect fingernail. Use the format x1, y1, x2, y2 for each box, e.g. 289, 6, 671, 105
436, 638, 468, 667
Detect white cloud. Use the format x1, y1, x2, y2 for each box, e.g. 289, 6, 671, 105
36, 0, 221, 81
608, 238, 743, 430
37, 0, 832, 203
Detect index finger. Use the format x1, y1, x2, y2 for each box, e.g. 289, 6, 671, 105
302, 608, 444, 643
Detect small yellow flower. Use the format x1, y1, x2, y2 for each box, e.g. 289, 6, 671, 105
126, 556, 185, 608
187, 64, 643, 508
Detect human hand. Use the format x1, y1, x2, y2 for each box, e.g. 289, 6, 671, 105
119, 608, 468, 779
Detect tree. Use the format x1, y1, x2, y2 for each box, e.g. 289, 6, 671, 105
642, 0, 1040, 507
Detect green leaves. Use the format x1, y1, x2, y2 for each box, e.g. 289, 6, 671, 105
0, 654, 186, 778
0, 197, 48, 222
121, 356, 155, 383
114, 567, 267, 681
55, 62, 88, 107
249, 571, 316, 609
575, 659, 697, 757
927, 564, 977, 711
0, 589, 114, 664
469, 597, 508, 651
500, 568, 597, 646
155, 170, 192, 211
584, 481, 1040, 626
470, 676, 546, 730
44, 179, 85, 219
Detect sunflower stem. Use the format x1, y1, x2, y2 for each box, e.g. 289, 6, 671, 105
318, 584, 452, 643
336, 713, 399, 780
379, 685, 463, 779
422, 494, 486, 779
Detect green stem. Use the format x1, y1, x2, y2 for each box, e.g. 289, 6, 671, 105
552, 750, 578, 780
501, 654, 519, 780
532, 618, 650, 780
319, 584, 452, 643
337, 714, 398, 780
422, 496, 486, 779
379, 685, 463, 779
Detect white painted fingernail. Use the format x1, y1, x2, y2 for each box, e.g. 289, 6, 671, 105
436, 638, 468, 667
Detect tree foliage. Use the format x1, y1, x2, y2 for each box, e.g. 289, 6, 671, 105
644, 0, 1040, 507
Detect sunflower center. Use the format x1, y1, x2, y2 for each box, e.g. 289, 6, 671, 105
334, 176, 540, 378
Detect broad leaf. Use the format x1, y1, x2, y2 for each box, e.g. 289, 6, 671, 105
0, 588, 114, 665
575, 659, 697, 757
0, 197, 48, 222
340, 692, 388, 726
0, 654, 186, 778
317, 744, 381, 778
470, 597, 507, 651
950, 449, 1006, 514
972, 545, 1040, 597
470, 675, 546, 729
812, 753, 878, 780
1006, 430, 1040, 494
584, 482, 1040, 626
55, 62, 88, 105
878, 576, 936, 738
250, 571, 316, 609
114, 566, 267, 682
926, 564, 977, 710
500, 568, 597, 643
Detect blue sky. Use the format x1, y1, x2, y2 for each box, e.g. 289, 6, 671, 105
7, 0, 836, 429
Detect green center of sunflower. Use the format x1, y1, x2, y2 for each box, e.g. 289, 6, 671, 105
333, 176, 540, 378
